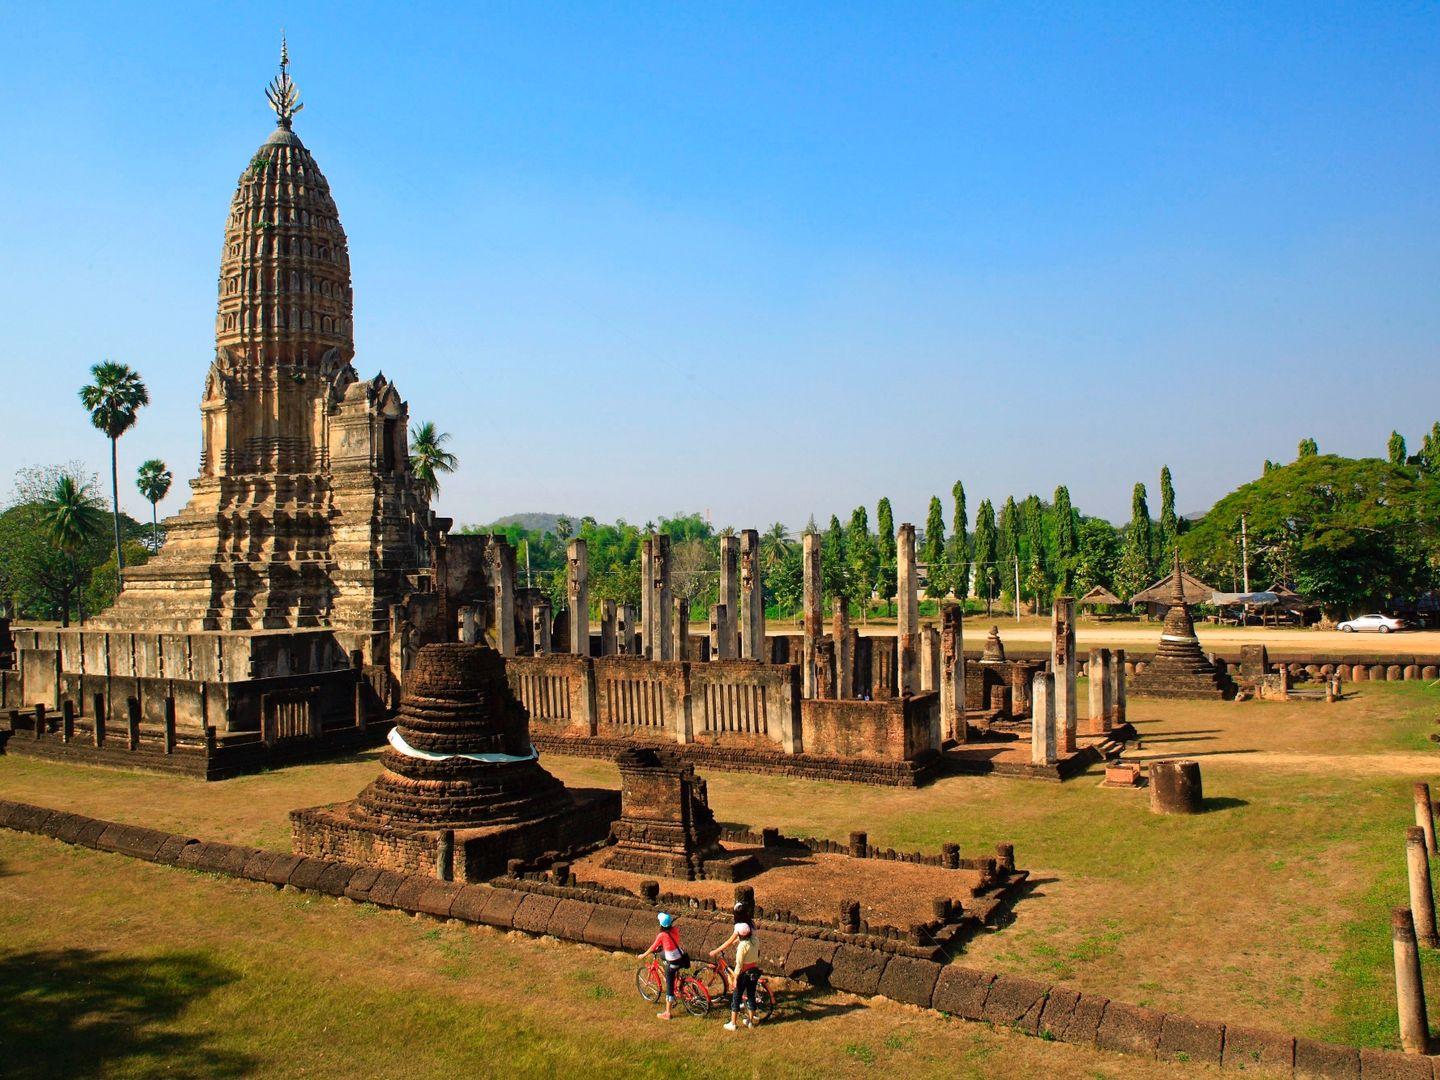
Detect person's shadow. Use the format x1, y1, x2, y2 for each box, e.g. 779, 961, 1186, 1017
0, 948, 255, 1079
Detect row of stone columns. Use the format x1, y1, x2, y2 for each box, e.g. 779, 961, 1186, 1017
1397, 783, 1438, 1054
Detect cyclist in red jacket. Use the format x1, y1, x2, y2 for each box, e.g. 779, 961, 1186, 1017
639, 912, 685, 1020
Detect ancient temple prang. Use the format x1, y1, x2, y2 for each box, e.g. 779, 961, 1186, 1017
1129, 551, 1233, 700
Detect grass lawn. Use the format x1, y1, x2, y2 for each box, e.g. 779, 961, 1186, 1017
3, 680, 1440, 1075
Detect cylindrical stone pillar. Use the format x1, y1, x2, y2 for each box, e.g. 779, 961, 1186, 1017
1031, 671, 1057, 766
1416, 784, 1437, 855
1110, 648, 1127, 724
436, 829, 455, 882
1407, 826, 1439, 947
1149, 759, 1204, 814
1393, 906, 1431, 1054
802, 532, 823, 698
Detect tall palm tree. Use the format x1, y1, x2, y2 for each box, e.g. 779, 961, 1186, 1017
408, 421, 458, 502
135, 458, 173, 554
79, 361, 149, 589
762, 521, 791, 571
39, 475, 105, 626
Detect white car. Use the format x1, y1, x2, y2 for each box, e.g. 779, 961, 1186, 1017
1337, 613, 1406, 634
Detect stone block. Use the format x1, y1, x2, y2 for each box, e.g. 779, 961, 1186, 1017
263, 854, 305, 886
478, 887, 527, 930
1294, 1037, 1360, 1079
784, 938, 839, 984
580, 905, 633, 949
876, 955, 941, 1007
1058, 993, 1109, 1046
697, 920, 735, 959
315, 861, 359, 897
38, 811, 76, 839
154, 836, 196, 865
1096, 1000, 1163, 1056
981, 974, 1049, 1034
0, 799, 23, 828
390, 875, 430, 911
1221, 1024, 1294, 1072
829, 944, 890, 996
1357, 1048, 1431, 1079
756, 930, 798, 975
344, 867, 383, 902
16, 807, 56, 835
511, 893, 563, 935
70, 817, 107, 848
620, 909, 660, 952
415, 881, 463, 918
188, 842, 237, 873
366, 870, 410, 907
55, 815, 93, 845
241, 850, 281, 881
287, 857, 332, 891
1037, 985, 1081, 1039
546, 898, 595, 942
930, 965, 994, 1021
1157, 1013, 1222, 1065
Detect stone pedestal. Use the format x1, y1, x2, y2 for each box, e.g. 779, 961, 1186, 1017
1149, 759, 1203, 814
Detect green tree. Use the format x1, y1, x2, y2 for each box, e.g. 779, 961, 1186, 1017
761, 522, 791, 572
973, 499, 999, 614
1389, 431, 1408, 466
1074, 518, 1122, 596
876, 498, 897, 614
1157, 465, 1178, 557
1420, 423, 1440, 476
1051, 485, 1078, 596
1116, 482, 1155, 601
922, 496, 947, 598
1263, 459, 1278, 474
38, 474, 107, 625
408, 421, 458, 502
998, 496, 1021, 606
846, 506, 878, 620
1297, 437, 1319, 459
823, 515, 850, 603
554, 515, 574, 542
79, 361, 149, 588
1024, 498, 1048, 607
947, 481, 970, 600
135, 458, 172, 554
1183, 454, 1438, 616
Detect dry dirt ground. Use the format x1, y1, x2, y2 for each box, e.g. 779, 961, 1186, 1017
3, 680, 1440, 1076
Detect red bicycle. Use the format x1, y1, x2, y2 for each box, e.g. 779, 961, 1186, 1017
635, 956, 712, 1017
696, 954, 775, 1022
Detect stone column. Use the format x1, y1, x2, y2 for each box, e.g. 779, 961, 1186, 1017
567, 539, 589, 657
897, 523, 919, 694
1417, 783, 1437, 855
490, 537, 516, 657
920, 625, 940, 692
458, 606, 479, 645
802, 532, 823, 698
640, 537, 654, 659
1408, 826, 1439, 947
1051, 596, 1077, 753
599, 599, 617, 656
815, 639, 837, 699
1393, 907, 1432, 1054
832, 597, 852, 699
739, 529, 766, 662
531, 599, 552, 656
711, 604, 734, 661
720, 534, 741, 659
672, 598, 689, 661
1087, 648, 1113, 735
940, 602, 966, 742
652, 534, 673, 661
1149, 759, 1204, 814
1110, 647, 1127, 724
618, 603, 637, 656
1031, 671, 1057, 765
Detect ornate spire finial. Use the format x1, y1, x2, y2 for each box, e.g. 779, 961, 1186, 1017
265, 33, 304, 129
1169, 546, 1185, 606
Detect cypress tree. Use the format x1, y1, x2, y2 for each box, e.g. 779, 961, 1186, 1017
922, 496, 947, 598
847, 505, 877, 621
948, 480, 969, 601
1024, 495, 1048, 608
1116, 482, 1155, 600
1157, 465, 1178, 557
1388, 430, 1408, 466
876, 497, 897, 615
1052, 485, 1077, 596
973, 499, 999, 614
1297, 437, 1319, 459
998, 496, 1021, 606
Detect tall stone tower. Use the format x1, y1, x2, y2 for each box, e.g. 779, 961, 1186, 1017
102, 43, 436, 663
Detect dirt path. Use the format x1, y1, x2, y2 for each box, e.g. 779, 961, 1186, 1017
1125, 745, 1440, 775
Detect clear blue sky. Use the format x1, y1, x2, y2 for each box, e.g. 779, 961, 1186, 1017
2, 3, 1437, 532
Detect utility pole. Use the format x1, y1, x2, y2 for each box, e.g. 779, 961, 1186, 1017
1240, 514, 1250, 594
1014, 555, 1021, 623
525, 539, 533, 589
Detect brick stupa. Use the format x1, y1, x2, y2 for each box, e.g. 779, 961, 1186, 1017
1129, 552, 1232, 700
293, 644, 617, 878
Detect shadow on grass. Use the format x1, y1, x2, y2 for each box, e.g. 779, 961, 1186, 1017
0, 948, 255, 1079
1203, 796, 1249, 813
767, 985, 867, 1026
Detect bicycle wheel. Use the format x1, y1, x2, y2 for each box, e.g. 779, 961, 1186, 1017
693, 962, 728, 1001
679, 975, 712, 1017
635, 963, 662, 1003
753, 977, 776, 1022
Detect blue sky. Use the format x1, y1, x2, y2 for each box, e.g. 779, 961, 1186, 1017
2, 3, 1436, 531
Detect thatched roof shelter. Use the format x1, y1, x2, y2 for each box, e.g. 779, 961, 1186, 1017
1077, 585, 1122, 607
1128, 568, 1215, 608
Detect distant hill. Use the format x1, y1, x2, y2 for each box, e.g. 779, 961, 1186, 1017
480, 512, 576, 534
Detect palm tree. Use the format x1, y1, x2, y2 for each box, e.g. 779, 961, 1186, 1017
135, 459, 173, 554
762, 521, 791, 571
79, 361, 149, 589
408, 421, 458, 502
39, 475, 105, 626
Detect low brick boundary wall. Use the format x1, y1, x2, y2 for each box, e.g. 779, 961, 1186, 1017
0, 796, 1430, 1078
